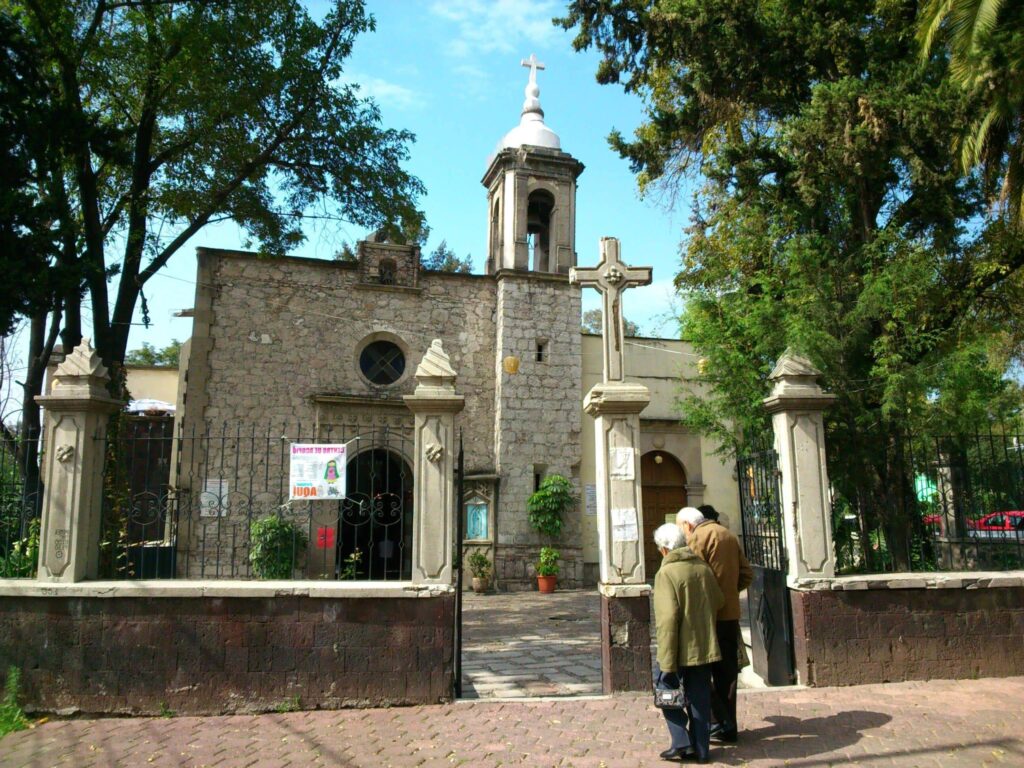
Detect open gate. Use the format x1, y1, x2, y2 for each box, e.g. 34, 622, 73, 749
737, 448, 795, 686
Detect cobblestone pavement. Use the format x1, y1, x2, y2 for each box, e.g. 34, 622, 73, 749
461, 589, 760, 699
461, 590, 603, 698
4, 676, 1022, 767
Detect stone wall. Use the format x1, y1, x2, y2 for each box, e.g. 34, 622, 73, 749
790, 575, 1024, 687
0, 583, 454, 715
493, 271, 583, 590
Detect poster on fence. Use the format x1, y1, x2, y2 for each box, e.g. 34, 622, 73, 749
289, 444, 347, 500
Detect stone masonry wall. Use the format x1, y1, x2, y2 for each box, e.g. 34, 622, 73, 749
790, 583, 1024, 687
493, 272, 583, 590
0, 591, 454, 715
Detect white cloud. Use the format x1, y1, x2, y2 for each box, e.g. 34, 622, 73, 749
342, 73, 425, 111
430, 0, 561, 60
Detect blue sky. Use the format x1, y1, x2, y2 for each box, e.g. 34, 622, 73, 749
106, 0, 693, 354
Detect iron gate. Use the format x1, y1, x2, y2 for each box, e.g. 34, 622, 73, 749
737, 448, 795, 686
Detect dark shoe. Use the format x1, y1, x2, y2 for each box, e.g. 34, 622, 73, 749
659, 746, 695, 761
709, 723, 738, 743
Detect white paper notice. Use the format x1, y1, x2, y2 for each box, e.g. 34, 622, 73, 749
584, 484, 597, 516
200, 479, 228, 517
611, 507, 639, 542
609, 447, 635, 479
289, 443, 347, 500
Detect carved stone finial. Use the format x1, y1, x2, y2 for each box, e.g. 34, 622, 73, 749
55, 338, 108, 381
412, 339, 458, 396
768, 348, 822, 381
764, 348, 834, 411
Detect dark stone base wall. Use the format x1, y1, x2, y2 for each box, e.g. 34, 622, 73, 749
601, 593, 652, 693
0, 593, 454, 715
791, 587, 1024, 687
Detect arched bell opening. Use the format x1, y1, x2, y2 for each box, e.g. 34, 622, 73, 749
526, 189, 555, 272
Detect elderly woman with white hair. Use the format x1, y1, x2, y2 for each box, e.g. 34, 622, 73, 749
651, 522, 724, 763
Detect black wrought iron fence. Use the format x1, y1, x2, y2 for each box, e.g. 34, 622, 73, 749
737, 448, 786, 571
833, 428, 1024, 574
0, 428, 43, 578
98, 420, 414, 580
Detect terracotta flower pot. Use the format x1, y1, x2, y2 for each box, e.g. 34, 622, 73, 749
471, 576, 490, 593
537, 575, 557, 593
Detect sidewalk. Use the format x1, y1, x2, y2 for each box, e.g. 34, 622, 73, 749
4, 676, 1022, 767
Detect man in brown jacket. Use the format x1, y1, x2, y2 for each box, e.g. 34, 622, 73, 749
677, 505, 753, 743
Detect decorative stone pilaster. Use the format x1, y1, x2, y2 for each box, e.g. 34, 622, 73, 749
404, 340, 465, 585
34, 339, 124, 582
763, 349, 837, 583
584, 382, 650, 585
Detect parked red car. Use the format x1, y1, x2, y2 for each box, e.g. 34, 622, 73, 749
967, 511, 1024, 539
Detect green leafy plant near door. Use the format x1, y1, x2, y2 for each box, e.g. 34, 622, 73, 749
0, 667, 28, 738
526, 475, 575, 539
527, 475, 575, 592
249, 515, 308, 579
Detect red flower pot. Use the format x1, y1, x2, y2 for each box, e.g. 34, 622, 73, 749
537, 575, 557, 593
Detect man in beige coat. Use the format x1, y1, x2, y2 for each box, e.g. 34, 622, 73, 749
653, 523, 724, 763
677, 506, 754, 743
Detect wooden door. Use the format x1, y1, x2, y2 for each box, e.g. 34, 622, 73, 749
641, 451, 687, 579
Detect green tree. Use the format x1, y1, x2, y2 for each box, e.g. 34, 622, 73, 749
562, 0, 1024, 567
581, 307, 639, 337
7, 0, 423, 375
421, 239, 472, 273
125, 339, 182, 367
919, 0, 1024, 225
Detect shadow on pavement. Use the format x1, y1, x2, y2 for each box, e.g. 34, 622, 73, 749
712, 710, 892, 764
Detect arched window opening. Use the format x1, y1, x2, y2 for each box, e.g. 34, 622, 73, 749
379, 258, 397, 285
527, 190, 555, 272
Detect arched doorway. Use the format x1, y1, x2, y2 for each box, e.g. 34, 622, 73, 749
641, 450, 687, 578
337, 448, 413, 580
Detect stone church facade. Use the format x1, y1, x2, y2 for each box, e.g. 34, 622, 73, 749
177, 64, 738, 589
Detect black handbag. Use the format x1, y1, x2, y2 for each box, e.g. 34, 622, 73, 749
653, 670, 688, 710
654, 686, 688, 710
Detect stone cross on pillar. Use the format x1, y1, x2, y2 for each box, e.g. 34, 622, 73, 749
34, 339, 124, 582
404, 340, 465, 585
570, 238, 652, 382
575, 237, 655, 694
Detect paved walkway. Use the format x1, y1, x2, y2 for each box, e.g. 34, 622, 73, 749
461, 589, 761, 699
4, 676, 1022, 767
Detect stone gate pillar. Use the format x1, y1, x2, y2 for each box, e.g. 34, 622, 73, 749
404, 340, 464, 585
35, 339, 124, 582
584, 381, 653, 693
763, 349, 836, 582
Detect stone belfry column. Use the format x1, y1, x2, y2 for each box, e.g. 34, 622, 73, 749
763, 349, 837, 582
35, 339, 124, 582
404, 340, 465, 585
571, 237, 654, 693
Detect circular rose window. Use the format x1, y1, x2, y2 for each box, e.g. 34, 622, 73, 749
359, 340, 406, 385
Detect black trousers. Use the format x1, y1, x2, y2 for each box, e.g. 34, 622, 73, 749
710, 619, 740, 731
654, 662, 713, 760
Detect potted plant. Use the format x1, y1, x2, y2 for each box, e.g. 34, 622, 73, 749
249, 515, 308, 579
536, 546, 560, 593
467, 550, 492, 593
527, 474, 575, 592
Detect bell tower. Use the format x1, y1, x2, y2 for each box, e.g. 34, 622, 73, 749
482, 55, 585, 275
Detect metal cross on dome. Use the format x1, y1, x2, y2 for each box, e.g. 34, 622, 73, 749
570, 238, 652, 383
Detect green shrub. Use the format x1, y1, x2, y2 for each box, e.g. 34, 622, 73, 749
0, 518, 39, 578
536, 546, 560, 577
249, 515, 307, 579
467, 550, 492, 579
527, 475, 575, 540
0, 667, 28, 738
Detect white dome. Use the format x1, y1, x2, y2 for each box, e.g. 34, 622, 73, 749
496, 54, 561, 152
498, 111, 561, 151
